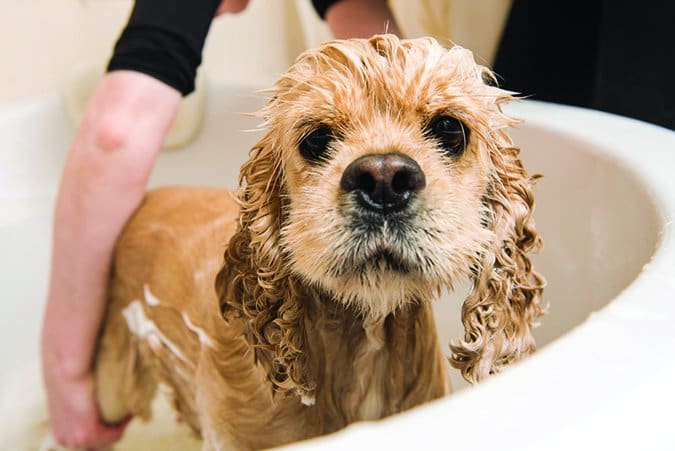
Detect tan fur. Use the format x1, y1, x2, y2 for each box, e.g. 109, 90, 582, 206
94, 35, 544, 450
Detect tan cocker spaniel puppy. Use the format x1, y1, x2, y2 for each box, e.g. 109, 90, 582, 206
94, 35, 545, 450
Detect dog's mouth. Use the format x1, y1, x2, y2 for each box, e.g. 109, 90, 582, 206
313, 200, 429, 279
331, 209, 421, 275
327, 240, 417, 278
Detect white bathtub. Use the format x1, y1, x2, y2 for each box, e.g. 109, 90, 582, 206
1, 85, 673, 450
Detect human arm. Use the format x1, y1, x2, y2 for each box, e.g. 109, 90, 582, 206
41, 70, 181, 449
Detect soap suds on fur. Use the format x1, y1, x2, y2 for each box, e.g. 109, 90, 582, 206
144, 284, 161, 307
123, 301, 190, 364
181, 312, 215, 348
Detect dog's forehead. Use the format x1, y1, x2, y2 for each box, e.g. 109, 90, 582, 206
269, 35, 505, 128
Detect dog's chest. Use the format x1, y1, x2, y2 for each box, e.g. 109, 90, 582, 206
357, 354, 387, 420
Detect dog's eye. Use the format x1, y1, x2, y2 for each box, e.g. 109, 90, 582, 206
427, 116, 469, 156
299, 125, 333, 162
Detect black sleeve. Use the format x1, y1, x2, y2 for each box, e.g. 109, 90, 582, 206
107, 0, 221, 96
311, 0, 343, 19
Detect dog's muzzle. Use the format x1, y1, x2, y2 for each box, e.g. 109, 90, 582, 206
340, 153, 426, 214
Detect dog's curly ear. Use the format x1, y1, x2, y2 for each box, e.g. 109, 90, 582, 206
215, 132, 316, 402
450, 115, 546, 383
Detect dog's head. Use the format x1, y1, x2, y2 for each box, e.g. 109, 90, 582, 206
217, 35, 544, 398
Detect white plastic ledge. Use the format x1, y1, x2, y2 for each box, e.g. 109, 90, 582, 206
282, 103, 675, 451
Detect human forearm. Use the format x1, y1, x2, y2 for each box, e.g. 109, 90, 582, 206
325, 0, 401, 39
42, 71, 181, 379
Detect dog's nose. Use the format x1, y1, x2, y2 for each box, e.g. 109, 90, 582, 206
340, 153, 426, 213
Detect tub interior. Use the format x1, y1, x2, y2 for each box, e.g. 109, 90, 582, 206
435, 121, 662, 391
0, 85, 662, 446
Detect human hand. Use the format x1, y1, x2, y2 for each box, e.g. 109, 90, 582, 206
216, 0, 250, 16
43, 361, 130, 449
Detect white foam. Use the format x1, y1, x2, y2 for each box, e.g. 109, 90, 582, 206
143, 284, 161, 307
181, 312, 215, 348
122, 301, 190, 364
300, 394, 316, 406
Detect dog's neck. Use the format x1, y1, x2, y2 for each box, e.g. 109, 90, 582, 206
209, 278, 450, 447
301, 288, 450, 426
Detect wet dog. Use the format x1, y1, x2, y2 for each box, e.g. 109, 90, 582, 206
94, 35, 545, 450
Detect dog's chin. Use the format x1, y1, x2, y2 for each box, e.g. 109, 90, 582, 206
343, 247, 414, 276
305, 252, 441, 320
363, 250, 411, 273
